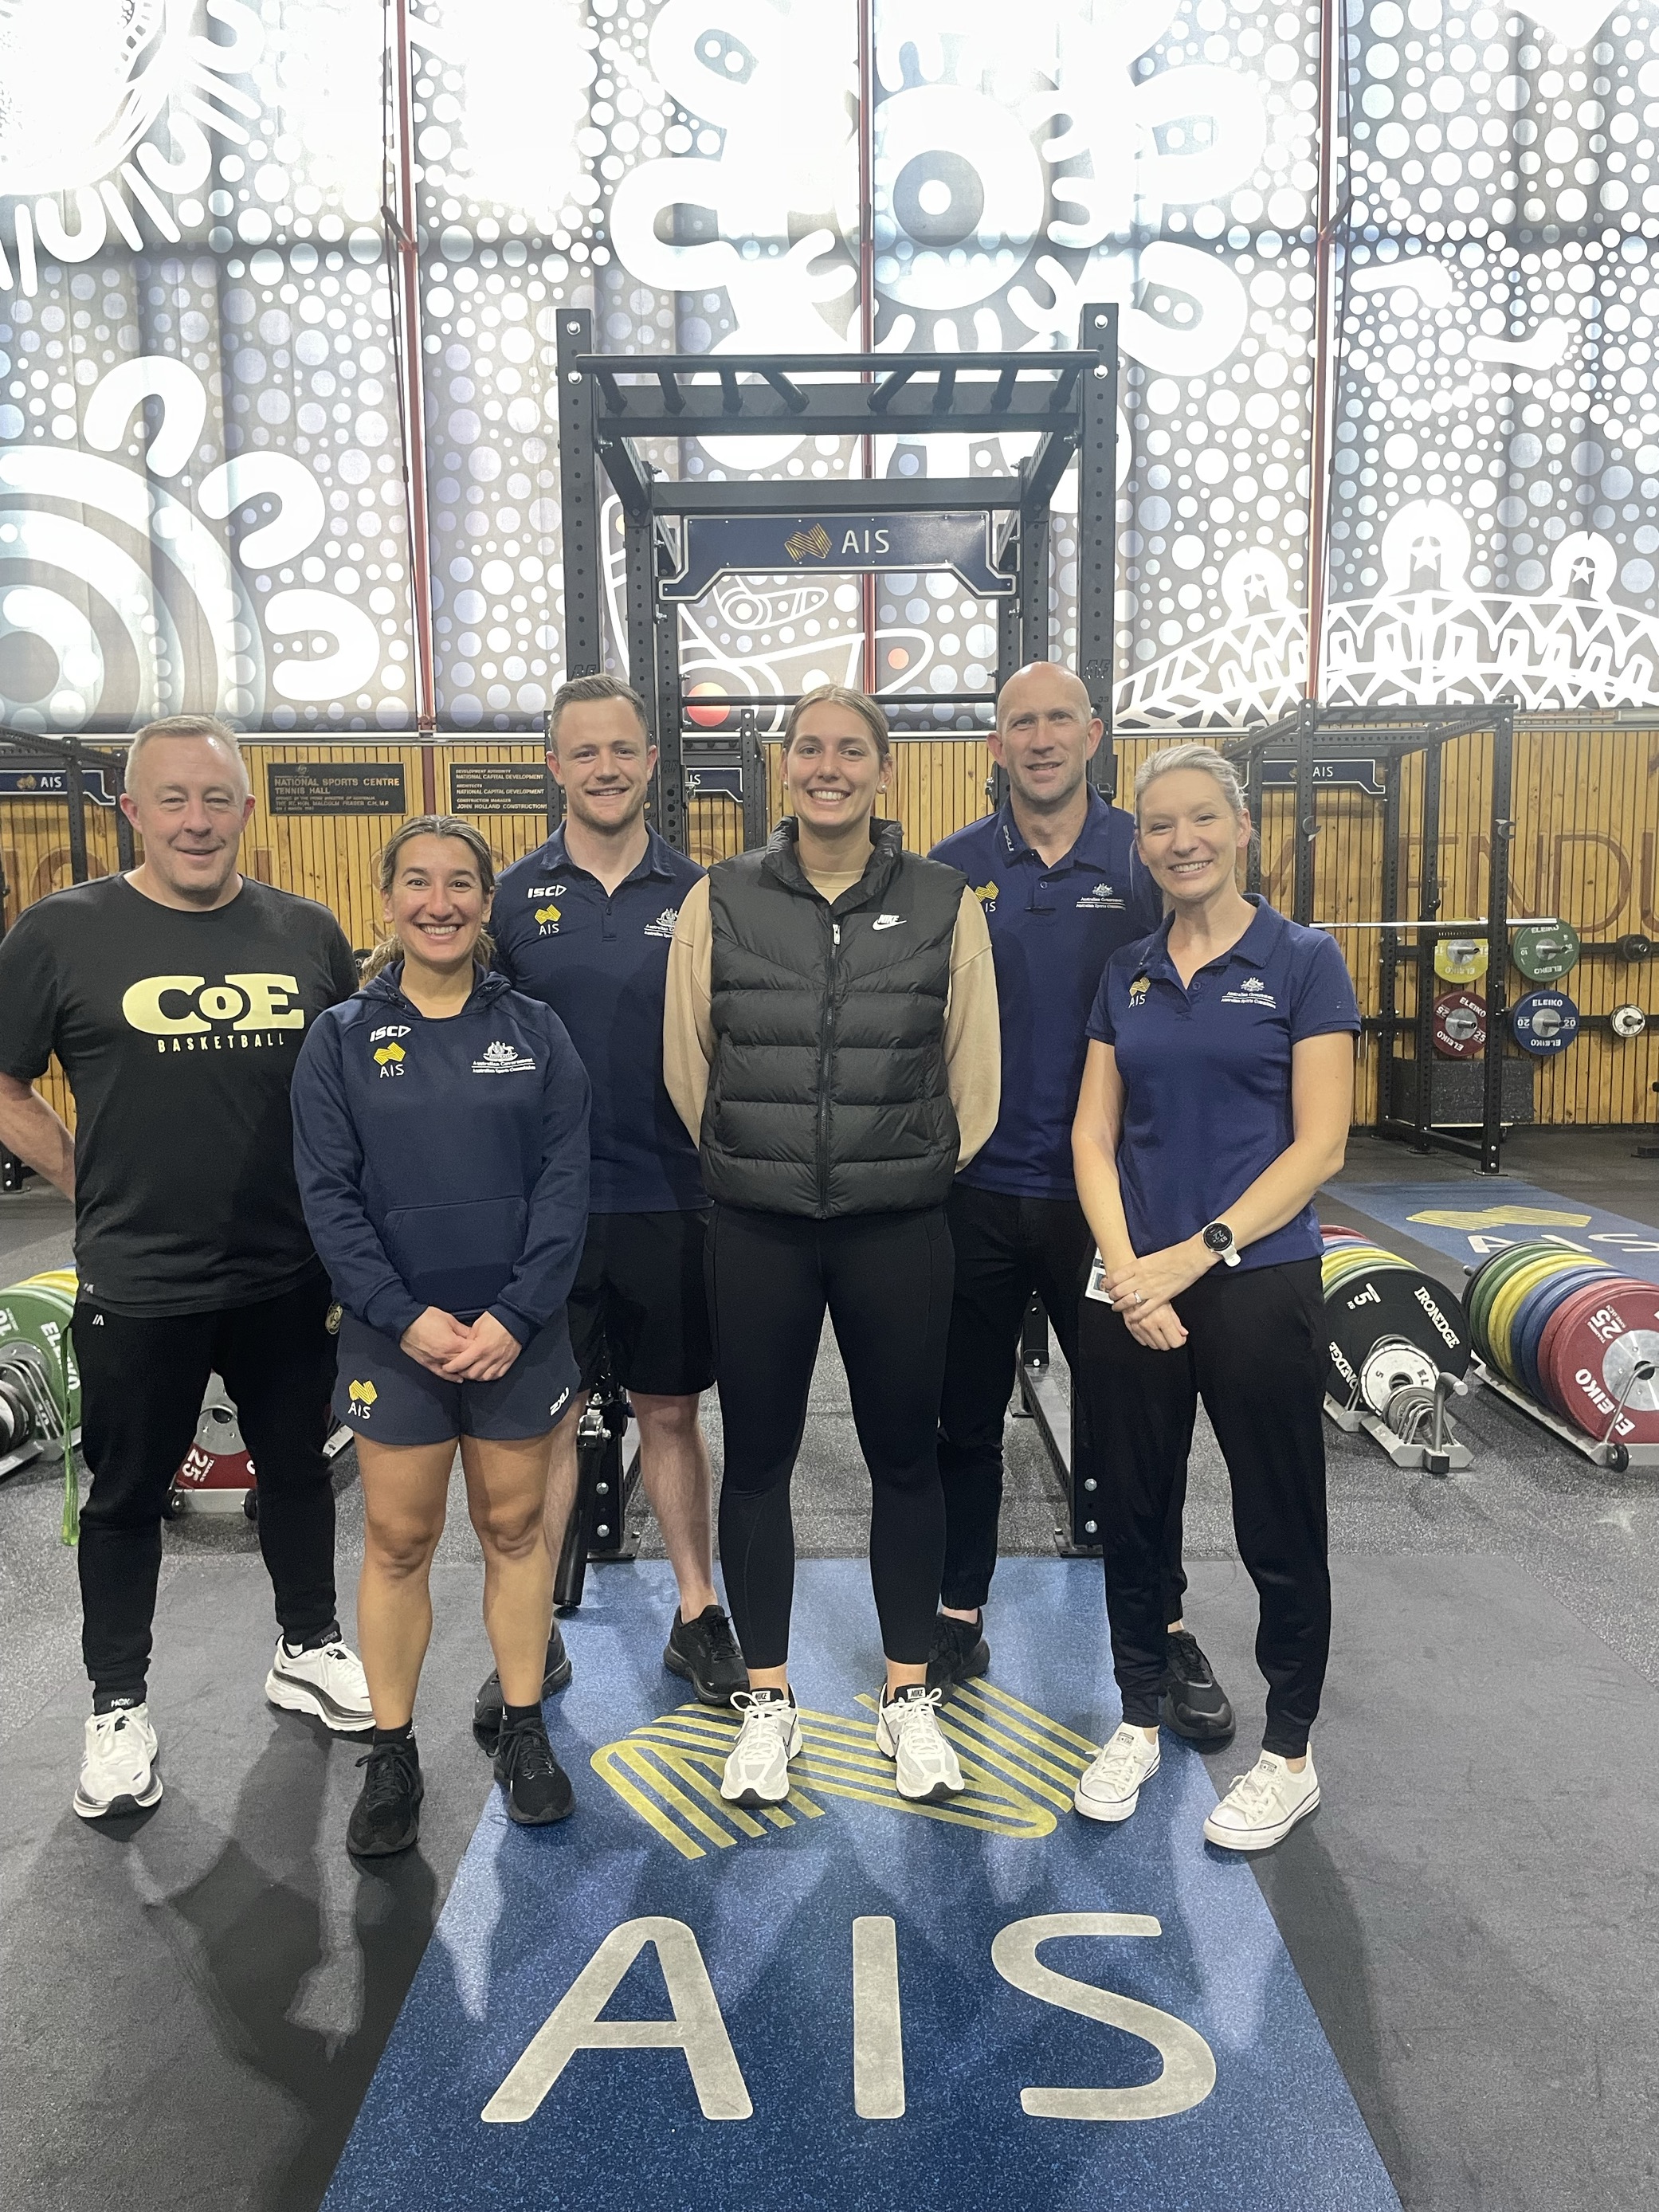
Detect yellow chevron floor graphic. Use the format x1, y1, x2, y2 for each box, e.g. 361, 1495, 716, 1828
590, 1681, 1098, 1861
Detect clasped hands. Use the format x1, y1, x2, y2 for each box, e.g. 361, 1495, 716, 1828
1100, 1236, 1216, 1351
400, 1306, 523, 1382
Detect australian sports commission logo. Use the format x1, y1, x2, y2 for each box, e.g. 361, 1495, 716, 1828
473, 1039, 537, 1075
643, 906, 679, 939
592, 1679, 1092, 1861
1221, 976, 1276, 1009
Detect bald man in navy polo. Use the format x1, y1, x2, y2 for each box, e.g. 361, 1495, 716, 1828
927, 665, 1233, 1743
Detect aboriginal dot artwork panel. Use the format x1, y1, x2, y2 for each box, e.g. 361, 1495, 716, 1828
1, 0, 1657, 739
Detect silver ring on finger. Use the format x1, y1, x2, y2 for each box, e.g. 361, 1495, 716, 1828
1134, 1290, 1144, 1304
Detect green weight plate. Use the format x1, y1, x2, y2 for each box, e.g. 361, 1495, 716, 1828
0, 1277, 80, 1429
1512, 921, 1581, 983
1469, 1243, 1552, 1361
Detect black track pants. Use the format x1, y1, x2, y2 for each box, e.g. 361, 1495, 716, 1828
937, 1182, 1188, 1621
1077, 1259, 1331, 1758
73, 1273, 340, 1701
706, 1204, 953, 1669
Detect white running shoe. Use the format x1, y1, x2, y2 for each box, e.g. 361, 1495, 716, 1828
1203, 1749, 1320, 1852
720, 1690, 802, 1806
74, 1704, 163, 1821
1074, 1722, 1161, 1823
265, 1634, 373, 1733
875, 1684, 963, 1802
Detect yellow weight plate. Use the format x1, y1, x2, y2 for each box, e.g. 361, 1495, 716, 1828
1488, 1253, 1590, 1382
1434, 935, 1490, 984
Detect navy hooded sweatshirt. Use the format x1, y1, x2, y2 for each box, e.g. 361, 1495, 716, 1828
290, 964, 590, 1346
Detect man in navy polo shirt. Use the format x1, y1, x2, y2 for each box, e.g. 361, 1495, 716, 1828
928, 663, 1233, 1741
478, 674, 747, 1732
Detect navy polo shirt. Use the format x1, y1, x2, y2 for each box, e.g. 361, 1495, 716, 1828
493, 826, 706, 1214
1087, 896, 1360, 1271
931, 790, 1163, 1199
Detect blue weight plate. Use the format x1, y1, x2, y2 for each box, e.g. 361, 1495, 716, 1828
1513, 1265, 1608, 1404
1510, 989, 1580, 1055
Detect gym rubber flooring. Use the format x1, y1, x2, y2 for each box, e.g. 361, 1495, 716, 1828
3, 1128, 1658, 2212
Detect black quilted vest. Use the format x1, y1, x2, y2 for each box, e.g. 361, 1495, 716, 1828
702, 819, 966, 1218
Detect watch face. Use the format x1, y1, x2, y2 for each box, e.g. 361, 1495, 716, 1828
1203, 1223, 1231, 1252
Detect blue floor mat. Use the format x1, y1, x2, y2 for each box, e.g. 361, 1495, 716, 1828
1335, 1177, 1659, 1284
323, 1559, 1398, 2212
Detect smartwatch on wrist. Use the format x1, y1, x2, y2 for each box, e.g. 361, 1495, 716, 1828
1202, 1220, 1241, 1268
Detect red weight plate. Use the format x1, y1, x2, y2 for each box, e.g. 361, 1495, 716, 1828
1433, 989, 1487, 1059
1536, 1277, 1618, 1412
1544, 1279, 1659, 1443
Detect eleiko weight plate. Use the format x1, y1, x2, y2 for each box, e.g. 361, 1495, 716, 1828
1434, 935, 1489, 984
1512, 920, 1582, 983
1510, 989, 1581, 1055
1615, 932, 1654, 963
1610, 1005, 1647, 1038
1513, 1265, 1608, 1404
1359, 1338, 1439, 1413
1490, 1253, 1591, 1382
1544, 1278, 1659, 1444
1433, 989, 1488, 1059
0, 1274, 80, 1430
1536, 1278, 1618, 1416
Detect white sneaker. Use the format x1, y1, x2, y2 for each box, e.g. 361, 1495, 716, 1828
74, 1704, 163, 1820
1074, 1722, 1161, 1823
875, 1685, 963, 1802
1203, 1748, 1320, 1852
265, 1634, 373, 1733
720, 1690, 802, 1806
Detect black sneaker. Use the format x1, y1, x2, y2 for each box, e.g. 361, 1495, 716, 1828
347, 1738, 423, 1857
493, 1715, 574, 1825
925, 1611, 990, 1692
1161, 1629, 1235, 1743
664, 1606, 749, 1707
473, 1622, 573, 1751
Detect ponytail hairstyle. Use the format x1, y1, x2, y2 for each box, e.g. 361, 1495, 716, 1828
361, 814, 499, 981
1131, 741, 1249, 826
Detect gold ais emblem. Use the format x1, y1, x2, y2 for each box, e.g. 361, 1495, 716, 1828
971, 881, 998, 905
592, 1680, 1095, 1861
784, 524, 832, 562
347, 1379, 378, 1405
535, 903, 561, 925
1128, 974, 1150, 1004
372, 1041, 405, 1065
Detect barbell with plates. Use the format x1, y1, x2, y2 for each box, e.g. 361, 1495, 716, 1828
1610, 1005, 1647, 1037
1320, 1226, 1471, 1416
1433, 936, 1489, 984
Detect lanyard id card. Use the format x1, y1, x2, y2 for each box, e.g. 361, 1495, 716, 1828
1084, 1249, 1114, 1304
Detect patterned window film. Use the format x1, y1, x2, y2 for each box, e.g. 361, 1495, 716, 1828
1, 0, 1657, 736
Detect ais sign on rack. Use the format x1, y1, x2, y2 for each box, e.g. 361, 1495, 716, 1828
662, 512, 1014, 602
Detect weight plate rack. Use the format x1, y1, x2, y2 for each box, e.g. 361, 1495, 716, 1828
1465, 1240, 1659, 1473
1320, 1225, 1475, 1475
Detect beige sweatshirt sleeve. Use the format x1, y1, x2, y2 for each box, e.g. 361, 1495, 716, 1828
663, 873, 714, 1143
944, 886, 1000, 1167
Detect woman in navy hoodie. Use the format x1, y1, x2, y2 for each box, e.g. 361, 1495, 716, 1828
292, 814, 590, 1857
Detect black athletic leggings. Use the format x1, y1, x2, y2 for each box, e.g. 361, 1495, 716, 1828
706, 1203, 953, 1669
1077, 1258, 1331, 1758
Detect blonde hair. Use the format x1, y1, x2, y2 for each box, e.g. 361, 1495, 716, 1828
1133, 742, 1249, 826
782, 683, 891, 763
125, 715, 249, 795
361, 814, 498, 981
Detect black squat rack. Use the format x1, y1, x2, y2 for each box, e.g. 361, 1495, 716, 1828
1224, 701, 1522, 1175
552, 305, 1123, 849
0, 726, 136, 1190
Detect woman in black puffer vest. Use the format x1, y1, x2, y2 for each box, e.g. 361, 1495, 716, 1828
665, 684, 1000, 1813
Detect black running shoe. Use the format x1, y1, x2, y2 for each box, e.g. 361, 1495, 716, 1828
664, 1605, 749, 1707
1161, 1629, 1235, 1743
494, 1715, 574, 1825
473, 1622, 573, 1751
347, 1738, 423, 1858
925, 1611, 990, 1692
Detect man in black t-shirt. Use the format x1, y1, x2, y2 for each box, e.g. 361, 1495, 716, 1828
0, 715, 372, 1821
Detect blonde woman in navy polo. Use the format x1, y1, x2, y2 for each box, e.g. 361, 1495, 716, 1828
1069, 743, 1359, 1852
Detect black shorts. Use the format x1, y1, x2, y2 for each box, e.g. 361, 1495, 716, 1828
567, 1208, 715, 1398
333, 1312, 578, 1447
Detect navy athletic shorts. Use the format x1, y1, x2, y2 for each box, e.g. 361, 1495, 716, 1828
333, 1311, 578, 1447
567, 1207, 715, 1398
